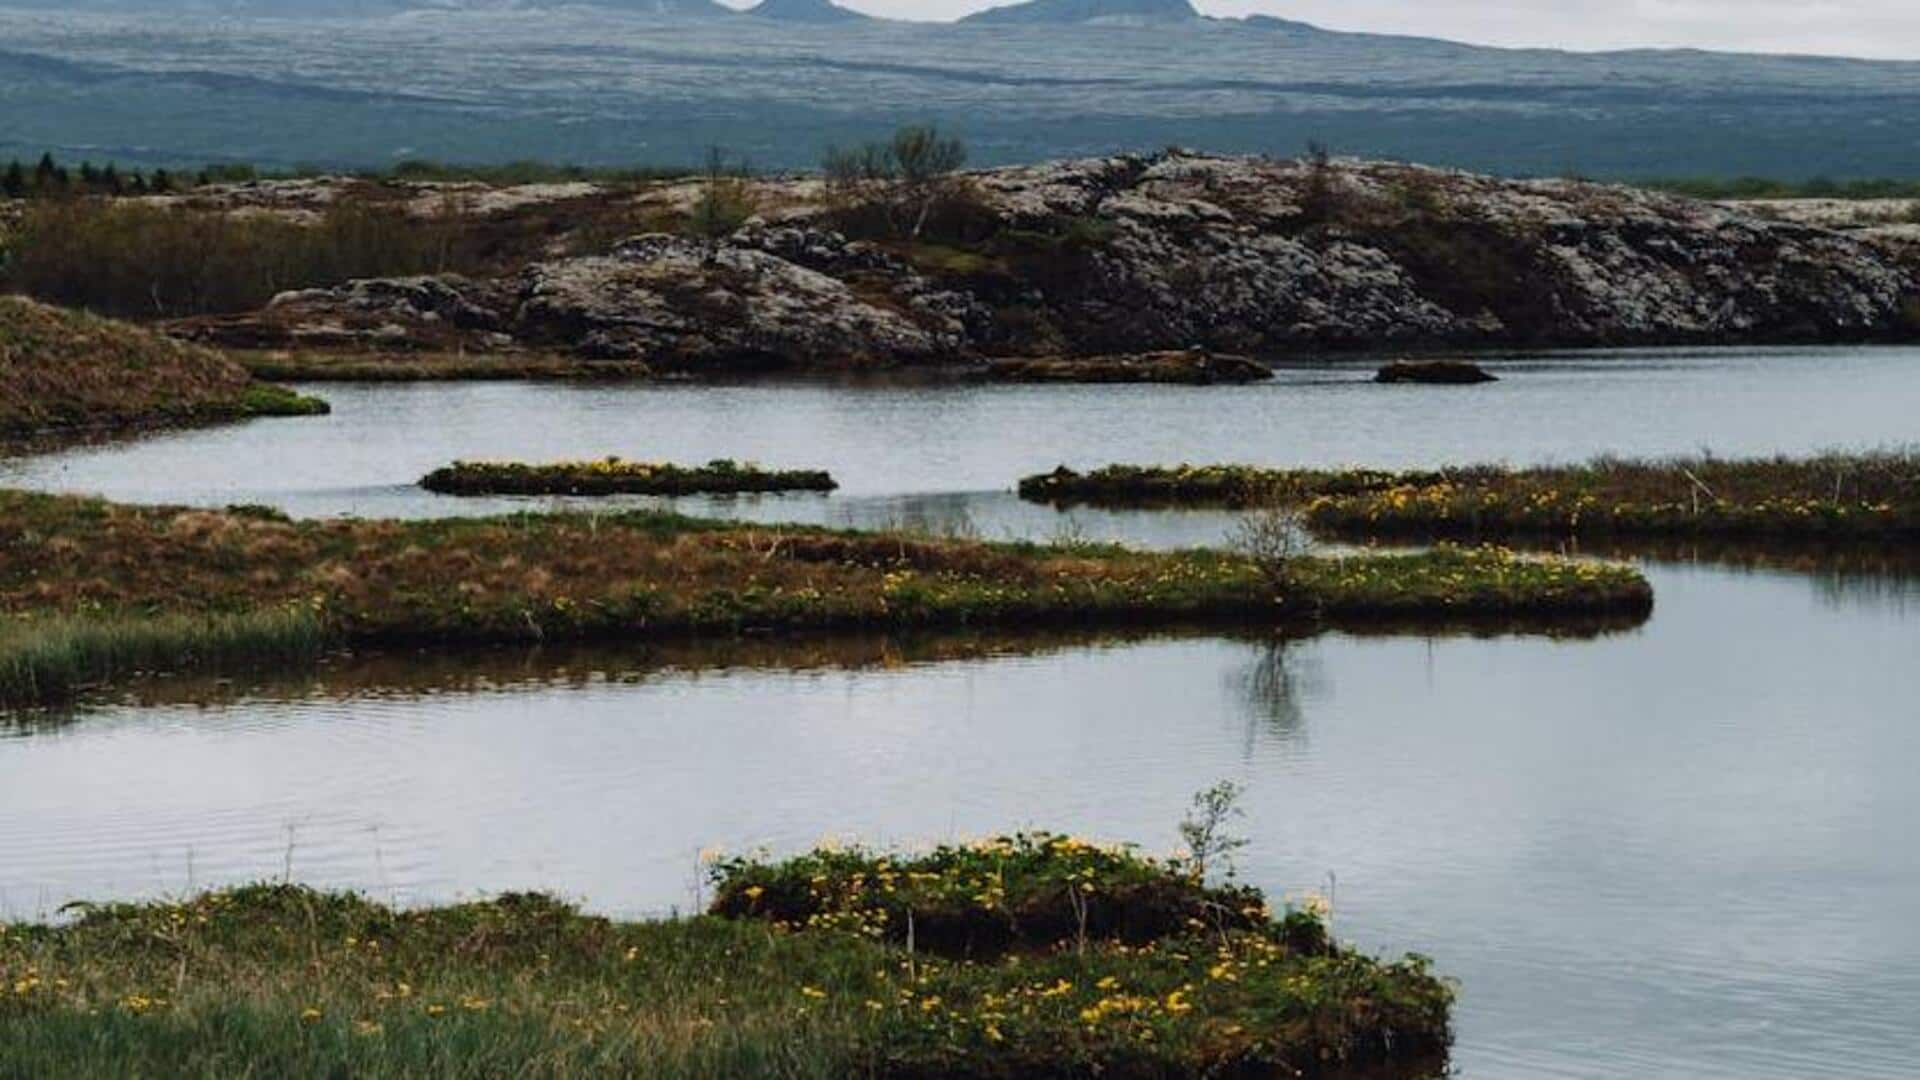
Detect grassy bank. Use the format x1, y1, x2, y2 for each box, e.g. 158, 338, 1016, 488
0, 839, 1451, 1078
0, 297, 328, 436
421, 459, 839, 497
0, 491, 1651, 706
1022, 454, 1920, 541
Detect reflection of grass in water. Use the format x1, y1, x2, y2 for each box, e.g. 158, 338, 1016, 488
1477, 533, 1920, 615
46, 612, 1648, 723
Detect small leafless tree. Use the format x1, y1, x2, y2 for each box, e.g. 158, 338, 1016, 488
1230, 503, 1310, 596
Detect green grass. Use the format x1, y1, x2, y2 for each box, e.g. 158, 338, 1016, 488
1021, 454, 1920, 541
0, 841, 1452, 1078
421, 458, 839, 497
225, 384, 332, 419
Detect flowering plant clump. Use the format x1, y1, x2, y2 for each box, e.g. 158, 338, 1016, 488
708, 832, 1325, 958
420, 457, 838, 497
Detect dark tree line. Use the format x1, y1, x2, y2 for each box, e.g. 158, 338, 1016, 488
1, 154, 201, 199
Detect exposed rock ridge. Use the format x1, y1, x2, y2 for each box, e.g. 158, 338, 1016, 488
173, 153, 1920, 370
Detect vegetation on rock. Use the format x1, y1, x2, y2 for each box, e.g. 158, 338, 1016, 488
421, 458, 839, 497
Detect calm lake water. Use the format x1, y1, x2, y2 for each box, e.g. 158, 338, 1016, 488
3, 348, 1918, 1078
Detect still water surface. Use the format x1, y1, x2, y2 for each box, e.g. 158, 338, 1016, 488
2, 348, 1917, 1078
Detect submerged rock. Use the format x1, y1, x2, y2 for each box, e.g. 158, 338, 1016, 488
1375, 360, 1499, 385
985, 349, 1272, 384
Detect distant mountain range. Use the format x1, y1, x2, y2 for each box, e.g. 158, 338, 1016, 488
0, 0, 1221, 18
964, 0, 1199, 25
1, 2, 1917, 179
0, 0, 1207, 17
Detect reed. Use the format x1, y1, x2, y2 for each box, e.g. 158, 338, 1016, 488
0, 609, 331, 707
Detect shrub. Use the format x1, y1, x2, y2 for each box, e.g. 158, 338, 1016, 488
1229, 506, 1311, 595
688, 148, 758, 251
822, 126, 973, 240
0, 198, 470, 318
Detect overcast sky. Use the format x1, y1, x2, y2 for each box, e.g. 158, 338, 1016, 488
766, 1, 1920, 59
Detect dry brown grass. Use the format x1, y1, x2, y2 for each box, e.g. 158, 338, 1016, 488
0, 297, 325, 435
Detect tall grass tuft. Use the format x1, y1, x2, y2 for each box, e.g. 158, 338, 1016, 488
0, 609, 331, 707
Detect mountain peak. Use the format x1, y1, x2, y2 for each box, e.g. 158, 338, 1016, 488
746, 0, 870, 22
962, 0, 1199, 25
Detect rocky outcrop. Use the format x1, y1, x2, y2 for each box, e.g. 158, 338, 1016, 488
172, 153, 1920, 370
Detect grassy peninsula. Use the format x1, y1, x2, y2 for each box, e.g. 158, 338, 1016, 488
0, 835, 1451, 1078
1022, 453, 1920, 541
0, 296, 326, 436
421, 459, 838, 497
0, 491, 1651, 706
